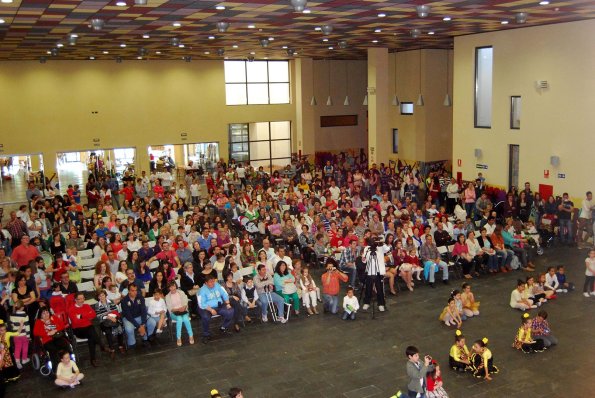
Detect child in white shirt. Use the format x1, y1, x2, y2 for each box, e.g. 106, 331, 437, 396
147, 289, 168, 333
342, 287, 359, 320
190, 182, 200, 206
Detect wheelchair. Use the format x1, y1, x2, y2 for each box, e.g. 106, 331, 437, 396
31, 333, 75, 377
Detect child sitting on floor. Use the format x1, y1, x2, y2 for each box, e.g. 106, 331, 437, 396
470, 338, 498, 380
342, 287, 359, 320
449, 330, 471, 372
55, 350, 84, 388
555, 265, 574, 292
513, 313, 545, 353
439, 297, 462, 328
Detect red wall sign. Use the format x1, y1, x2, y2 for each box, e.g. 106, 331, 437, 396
544, 169, 550, 178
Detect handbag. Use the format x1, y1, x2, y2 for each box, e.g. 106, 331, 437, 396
101, 318, 118, 328
52, 331, 66, 340
172, 310, 188, 316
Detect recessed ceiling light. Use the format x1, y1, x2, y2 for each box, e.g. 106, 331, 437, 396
250, 51, 256, 55
178, 44, 185, 48
103, 51, 109, 54
372, 40, 379, 43
264, 57, 268, 60
268, 37, 274, 41
137, 56, 142, 59
70, 34, 78, 38
443, 16, 451, 21
374, 29, 381, 33
232, 44, 238, 48
247, 24, 256, 29
314, 27, 321, 31
282, 45, 288, 49
56, 43, 64, 48
173, 22, 181, 27
46, 51, 51, 54
501, 20, 509, 24
142, 34, 150, 38
428, 31, 435, 35
208, 35, 215, 40
215, 5, 225, 10
89, 56, 95, 60
378, 13, 386, 18
303, 9, 311, 14
1, 0, 13, 3
322, 38, 328, 42
120, 43, 126, 47
328, 46, 334, 50
539, 1, 549, 4
116, 1, 126, 6
156, 51, 162, 54
294, 52, 298, 55
204, 51, 210, 54
0, 19, 5, 24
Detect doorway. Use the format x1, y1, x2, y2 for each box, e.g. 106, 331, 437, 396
148, 143, 219, 174
0, 153, 45, 204
508, 144, 520, 190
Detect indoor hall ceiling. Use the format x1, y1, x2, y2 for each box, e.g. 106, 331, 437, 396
0, 0, 594, 61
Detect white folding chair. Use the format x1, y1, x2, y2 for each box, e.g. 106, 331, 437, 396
148, 241, 156, 248
76, 281, 95, 293
79, 249, 93, 260
80, 270, 95, 282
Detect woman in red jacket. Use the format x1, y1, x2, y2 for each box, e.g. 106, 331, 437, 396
33, 307, 71, 369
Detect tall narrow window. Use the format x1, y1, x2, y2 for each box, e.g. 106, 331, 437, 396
228, 121, 291, 172
224, 61, 290, 105
510, 96, 521, 129
474, 46, 493, 128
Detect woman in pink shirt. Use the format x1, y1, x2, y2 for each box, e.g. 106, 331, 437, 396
464, 183, 477, 218
452, 233, 475, 279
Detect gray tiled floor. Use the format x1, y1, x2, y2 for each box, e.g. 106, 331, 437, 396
8, 246, 594, 397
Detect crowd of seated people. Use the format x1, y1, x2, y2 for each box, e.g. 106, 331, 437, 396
0, 154, 592, 389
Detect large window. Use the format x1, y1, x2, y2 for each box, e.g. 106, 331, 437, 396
229, 121, 291, 172
224, 61, 290, 105
474, 46, 493, 128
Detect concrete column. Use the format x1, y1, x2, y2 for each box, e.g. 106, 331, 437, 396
367, 48, 390, 166
294, 58, 316, 158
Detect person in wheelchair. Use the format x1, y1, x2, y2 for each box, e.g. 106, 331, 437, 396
33, 307, 72, 370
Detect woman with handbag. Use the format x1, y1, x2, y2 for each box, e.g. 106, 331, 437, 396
165, 281, 194, 346
95, 290, 125, 356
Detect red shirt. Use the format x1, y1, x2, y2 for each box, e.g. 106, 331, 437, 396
121, 186, 135, 202
33, 315, 66, 345
68, 304, 96, 329
51, 260, 69, 282
11, 244, 39, 267
156, 249, 178, 266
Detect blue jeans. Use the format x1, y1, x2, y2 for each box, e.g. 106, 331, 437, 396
465, 203, 474, 217
340, 265, 357, 287
123, 316, 156, 346
423, 260, 448, 283
323, 294, 339, 314
258, 291, 285, 318
342, 311, 355, 320
198, 305, 234, 336
171, 313, 193, 339
559, 219, 573, 243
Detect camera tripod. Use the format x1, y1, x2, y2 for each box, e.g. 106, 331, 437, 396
358, 275, 386, 320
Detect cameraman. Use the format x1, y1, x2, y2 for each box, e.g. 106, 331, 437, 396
321, 259, 348, 314
361, 234, 392, 312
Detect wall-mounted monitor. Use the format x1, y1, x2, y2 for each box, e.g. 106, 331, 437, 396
400, 102, 414, 115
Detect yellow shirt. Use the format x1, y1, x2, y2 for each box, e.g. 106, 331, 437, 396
449, 344, 470, 361
516, 326, 533, 343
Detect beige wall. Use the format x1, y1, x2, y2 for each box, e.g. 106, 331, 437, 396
388, 49, 453, 162
0, 60, 296, 176
453, 19, 595, 199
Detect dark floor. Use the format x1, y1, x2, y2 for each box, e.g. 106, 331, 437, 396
9, 245, 595, 398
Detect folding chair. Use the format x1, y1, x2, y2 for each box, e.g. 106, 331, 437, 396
79, 249, 93, 260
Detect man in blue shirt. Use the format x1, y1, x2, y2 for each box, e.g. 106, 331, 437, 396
198, 275, 234, 344
95, 220, 109, 238
197, 228, 214, 251
121, 284, 155, 348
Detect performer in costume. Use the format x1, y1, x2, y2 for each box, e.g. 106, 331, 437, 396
449, 330, 471, 372
470, 337, 499, 380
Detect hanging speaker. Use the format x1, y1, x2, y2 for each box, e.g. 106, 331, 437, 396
474, 148, 482, 158
550, 156, 560, 167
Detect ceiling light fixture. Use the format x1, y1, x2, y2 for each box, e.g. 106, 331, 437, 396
282, 45, 288, 49
303, 9, 311, 14
314, 27, 321, 31
443, 49, 452, 107
89, 56, 95, 60
215, 5, 226, 10
321, 25, 333, 35
338, 40, 347, 49
170, 37, 180, 46
260, 39, 270, 48
68, 36, 77, 45
51, 48, 59, 56
56, 43, 64, 48
208, 35, 215, 40
322, 38, 328, 42
290, 0, 307, 12
137, 56, 142, 60
155, 51, 161, 54
501, 20, 509, 25
410, 28, 421, 38
310, 61, 317, 106
184, 56, 191, 62
0, 0, 13, 3
232, 44, 238, 48
134, 0, 147, 5
103, 51, 109, 54
216, 21, 230, 32
428, 31, 435, 35
70, 34, 79, 38
0, 19, 5, 24
173, 22, 181, 27
120, 43, 126, 47
116, 56, 123, 63
443, 16, 451, 21
378, 13, 386, 18
416, 5, 431, 18
344, 61, 350, 106
204, 51, 210, 55
515, 12, 528, 23
142, 34, 150, 38
247, 24, 256, 29
268, 37, 275, 41
374, 29, 382, 33
138, 47, 148, 56
217, 48, 225, 56
392, 50, 399, 106
286, 48, 295, 56
417, 49, 424, 106
539, 1, 549, 5
178, 44, 185, 48
328, 46, 334, 50
372, 40, 379, 43
116, 1, 126, 6
39, 56, 47, 64
90, 18, 105, 31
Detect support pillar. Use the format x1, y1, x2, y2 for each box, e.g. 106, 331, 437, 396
367, 48, 390, 167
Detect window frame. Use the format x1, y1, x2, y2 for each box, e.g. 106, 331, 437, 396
474, 46, 493, 129
510, 95, 521, 130
224, 60, 290, 106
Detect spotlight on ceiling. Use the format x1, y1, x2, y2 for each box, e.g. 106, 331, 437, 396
184, 56, 192, 62
50, 48, 59, 57
170, 37, 180, 46
338, 40, 347, 49
247, 56, 255, 62
260, 39, 270, 48
286, 48, 295, 56
134, 0, 147, 5
68, 35, 77, 45
116, 56, 123, 63
321, 25, 333, 35
216, 21, 230, 33
217, 48, 225, 56
410, 28, 421, 38
416, 5, 431, 18
138, 47, 148, 56
39, 56, 47, 64
515, 12, 528, 23
290, 0, 307, 12
90, 18, 105, 31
